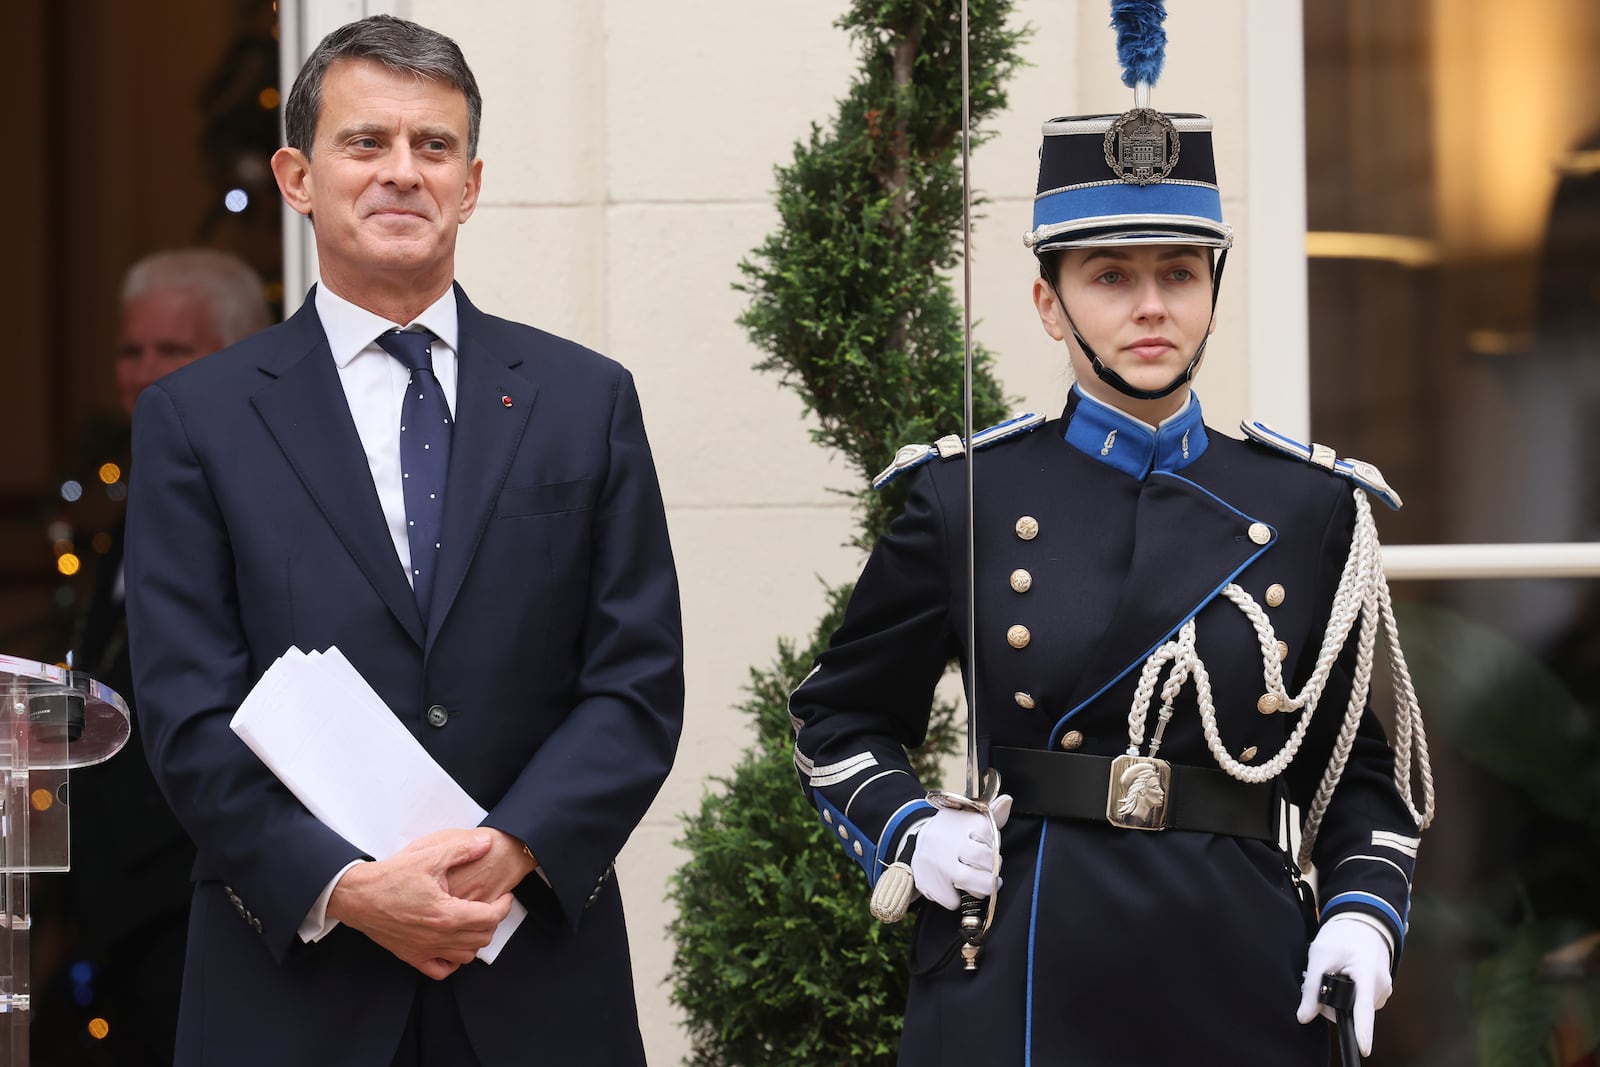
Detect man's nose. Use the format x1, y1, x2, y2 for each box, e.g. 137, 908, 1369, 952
381, 145, 422, 187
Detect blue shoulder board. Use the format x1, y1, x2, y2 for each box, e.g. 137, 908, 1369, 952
1240, 420, 1403, 510
873, 412, 1046, 490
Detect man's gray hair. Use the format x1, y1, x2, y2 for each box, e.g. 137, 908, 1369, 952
122, 249, 272, 346
284, 14, 483, 160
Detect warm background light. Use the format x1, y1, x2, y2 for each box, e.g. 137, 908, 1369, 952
1430, 0, 1600, 259
1306, 231, 1441, 268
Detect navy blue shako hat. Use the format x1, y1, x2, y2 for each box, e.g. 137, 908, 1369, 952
1026, 0, 1231, 402
1024, 1, 1232, 254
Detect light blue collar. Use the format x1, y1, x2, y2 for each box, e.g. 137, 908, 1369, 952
1063, 386, 1208, 478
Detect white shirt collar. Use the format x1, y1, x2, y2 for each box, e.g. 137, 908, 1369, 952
314, 281, 461, 368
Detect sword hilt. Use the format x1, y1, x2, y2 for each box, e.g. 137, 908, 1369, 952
958, 891, 985, 970
929, 769, 1001, 972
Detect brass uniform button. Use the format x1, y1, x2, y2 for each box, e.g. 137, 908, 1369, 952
1014, 691, 1036, 710
853, 840, 864, 857
1240, 746, 1259, 762
1059, 730, 1085, 751
1256, 693, 1282, 715
1010, 569, 1033, 593
1275, 640, 1289, 662
823, 810, 834, 824
1007, 625, 1032, 649
837, 825, 850, 841
1015, 516, 1039, 541
1248, 522, 1272, 545
1265, 583, 1286, 608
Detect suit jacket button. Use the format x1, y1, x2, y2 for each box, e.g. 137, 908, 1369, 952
426, 704, 449, 728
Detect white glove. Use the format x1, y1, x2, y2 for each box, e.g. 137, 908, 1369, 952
1297, 915, 1394, 1057
906, 795, 1012, 911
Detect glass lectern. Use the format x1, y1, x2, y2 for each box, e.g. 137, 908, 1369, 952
0, 654, 130, 1066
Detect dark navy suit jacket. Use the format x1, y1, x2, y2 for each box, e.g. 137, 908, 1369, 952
125, 286, 683, 1066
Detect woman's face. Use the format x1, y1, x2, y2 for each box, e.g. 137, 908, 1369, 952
1032, 244, 1216, 423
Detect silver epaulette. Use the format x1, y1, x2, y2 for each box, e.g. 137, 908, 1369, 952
872, 412, 1047, 490
1240, 420, 1403, 510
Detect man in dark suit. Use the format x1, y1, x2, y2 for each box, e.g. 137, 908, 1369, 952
124, 16, 683, 1067
65, 248, 269, 1066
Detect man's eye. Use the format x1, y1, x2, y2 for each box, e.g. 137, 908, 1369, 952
1170, 268, 1194, 281
1097, 271, 1123, 284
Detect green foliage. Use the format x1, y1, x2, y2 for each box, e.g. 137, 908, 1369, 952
1394, 602, 1598, 829
737, 0, 1022, 549
669, 3, 1025, 1063
668, 588, 962, 1065
1397, 602, 1600, 1064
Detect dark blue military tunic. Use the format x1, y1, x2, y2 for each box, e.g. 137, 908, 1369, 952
790, 388, 1420, 1066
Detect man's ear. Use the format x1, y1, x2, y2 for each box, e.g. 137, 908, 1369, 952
271, 147, 314, 218
457, 157, 484, 224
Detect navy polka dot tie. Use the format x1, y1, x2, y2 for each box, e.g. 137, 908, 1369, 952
376, 327, 451, 621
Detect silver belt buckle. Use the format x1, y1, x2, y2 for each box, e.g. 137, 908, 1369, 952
1106, 754, 1172, 831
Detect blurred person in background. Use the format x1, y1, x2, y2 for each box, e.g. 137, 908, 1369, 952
60, 248, 269, 1066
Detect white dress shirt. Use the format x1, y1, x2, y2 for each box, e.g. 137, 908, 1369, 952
297, 280, 460, 943
315, 281, 460, 587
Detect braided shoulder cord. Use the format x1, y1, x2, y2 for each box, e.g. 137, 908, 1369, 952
1121, 488, 1436, 868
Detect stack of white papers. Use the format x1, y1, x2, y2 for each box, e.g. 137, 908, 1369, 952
229, 646, 525, 962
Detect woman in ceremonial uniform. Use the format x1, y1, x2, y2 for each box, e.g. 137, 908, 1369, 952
787, 9, 1434, 1065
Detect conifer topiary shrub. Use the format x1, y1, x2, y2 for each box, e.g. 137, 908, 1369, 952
668, 3, 1024, 1063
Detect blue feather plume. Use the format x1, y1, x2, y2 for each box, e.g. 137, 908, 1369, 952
1110, 0, 1167, 89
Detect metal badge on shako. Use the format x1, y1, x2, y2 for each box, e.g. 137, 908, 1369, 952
1104, 107, 1180, 185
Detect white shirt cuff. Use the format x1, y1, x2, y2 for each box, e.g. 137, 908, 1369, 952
298, 859, 366, 943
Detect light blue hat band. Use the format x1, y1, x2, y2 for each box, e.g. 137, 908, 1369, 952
1032, 181, 1223, 235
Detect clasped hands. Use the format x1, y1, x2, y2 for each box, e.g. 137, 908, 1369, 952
326, 827, 537, 980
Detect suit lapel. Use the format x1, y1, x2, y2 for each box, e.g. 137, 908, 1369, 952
427, 287, 538, 648
250, 298, 426, 647
1059, 471, 1272, 721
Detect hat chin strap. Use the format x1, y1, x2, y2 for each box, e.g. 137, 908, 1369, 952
1050, 248, 1229, 403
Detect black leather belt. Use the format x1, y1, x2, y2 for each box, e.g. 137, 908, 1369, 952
990, 746, 1279, 841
